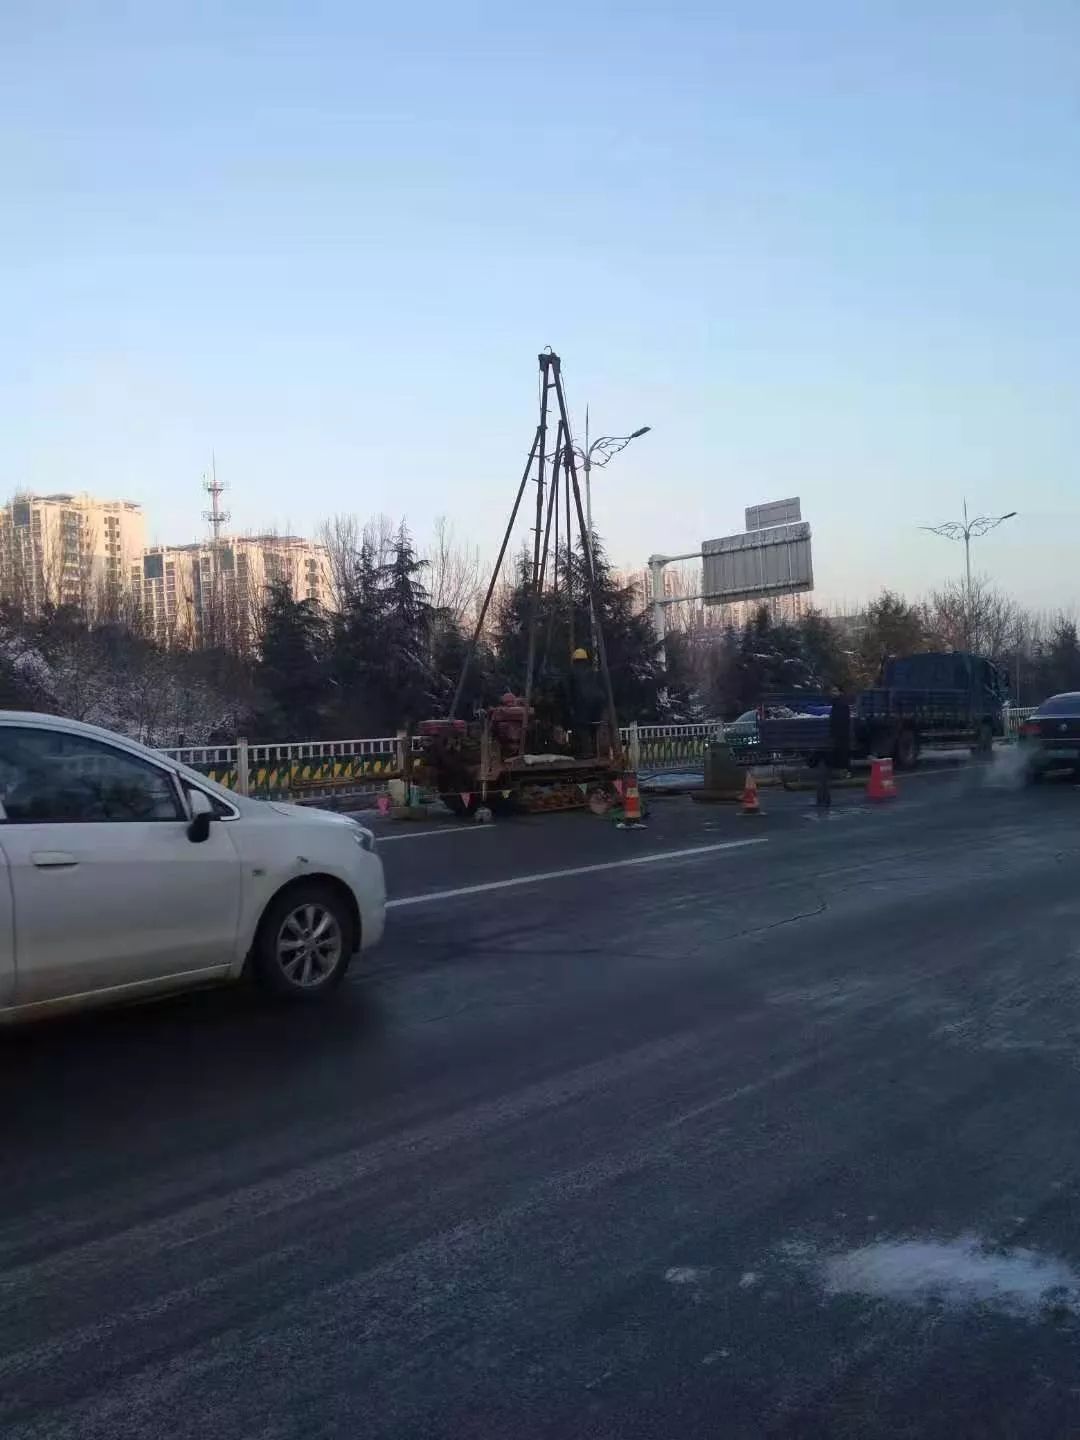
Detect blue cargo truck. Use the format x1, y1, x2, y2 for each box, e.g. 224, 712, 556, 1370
758, 652, 1008, 769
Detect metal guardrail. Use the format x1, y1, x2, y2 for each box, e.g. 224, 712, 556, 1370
161, 734, 412, 798
161, 723, 737, 797
161, 709, 1041, 798
620, 721, 728, 774
165, 709, 1050, 795
1003, 706, 1036, 738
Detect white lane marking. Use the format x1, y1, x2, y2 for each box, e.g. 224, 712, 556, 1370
375, 827, 496, 843
386, 838, 766, 909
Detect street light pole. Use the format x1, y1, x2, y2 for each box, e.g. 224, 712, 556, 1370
567, 412, 651, 665
584, 406, 593, 541
573, 410, 651, 544
920, 499, 1017, 651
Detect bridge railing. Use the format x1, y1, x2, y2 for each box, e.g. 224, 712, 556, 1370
620, 721, 728, 774
161, 733, 413, 798
163, 708, 1037, 798
160, 719, 770, 797
1002, 705, 1037, 739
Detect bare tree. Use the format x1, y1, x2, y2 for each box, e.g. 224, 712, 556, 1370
363, 513, 397, 569
424, 516, 482, 624
656, 562, 709, 635
318, 513, 363, 611
927, 575, 1021, 658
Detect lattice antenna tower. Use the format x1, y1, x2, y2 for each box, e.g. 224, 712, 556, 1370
202, 453, 231, 542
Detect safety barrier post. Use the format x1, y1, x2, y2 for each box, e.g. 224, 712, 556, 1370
628, 721, 641, 773
395, 729, 409, 802
236, 736, 250, 796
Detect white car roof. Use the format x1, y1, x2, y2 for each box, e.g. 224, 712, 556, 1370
0, 710, 174, 762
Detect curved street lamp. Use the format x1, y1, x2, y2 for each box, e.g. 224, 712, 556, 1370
568, 407, 651, 539
920, 499, 1017, 649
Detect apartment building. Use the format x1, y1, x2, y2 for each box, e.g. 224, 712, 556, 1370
131, 534, 333, 649
0, 493, 146, 614
131, 545, 200, 645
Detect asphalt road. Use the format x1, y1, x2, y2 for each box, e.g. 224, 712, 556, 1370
5, 761, 1080, 1438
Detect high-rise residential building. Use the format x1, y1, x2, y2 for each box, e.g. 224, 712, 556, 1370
196, 535, 333, 648
0, 492, 145, 615
130, 545, 200, 646
132, 533, 333, 650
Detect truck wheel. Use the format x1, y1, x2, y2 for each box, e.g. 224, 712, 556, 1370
975, 720, 993, 757
894, 729, 918, 770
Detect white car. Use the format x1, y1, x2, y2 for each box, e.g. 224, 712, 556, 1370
0, 712, 386, 1022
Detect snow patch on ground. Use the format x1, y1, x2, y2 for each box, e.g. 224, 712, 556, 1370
820, 1235, 1080, 1317
665, 1266, 710, 1285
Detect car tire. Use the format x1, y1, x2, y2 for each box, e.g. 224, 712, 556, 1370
252, 882, 354, 1001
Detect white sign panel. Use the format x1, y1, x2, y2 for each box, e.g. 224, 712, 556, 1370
702, 521, 814, 604
745, 497, 802, 531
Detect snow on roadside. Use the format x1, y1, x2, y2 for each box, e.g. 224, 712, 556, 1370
783, 1234, 1080, 1319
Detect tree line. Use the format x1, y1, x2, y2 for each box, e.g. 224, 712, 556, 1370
257, 522, 682, 741
0, 514, 683, 745
691, 580, 1080, 716
0, 510, 1075, 746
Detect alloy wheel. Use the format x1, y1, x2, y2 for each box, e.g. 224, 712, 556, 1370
276, 903, 343, 987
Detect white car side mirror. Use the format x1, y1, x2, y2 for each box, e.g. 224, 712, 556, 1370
187, 789, 215, 844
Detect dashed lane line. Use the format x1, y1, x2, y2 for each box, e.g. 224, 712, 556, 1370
386, 837, 767, 909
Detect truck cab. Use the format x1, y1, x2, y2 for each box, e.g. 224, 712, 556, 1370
858, 651, 1007, 765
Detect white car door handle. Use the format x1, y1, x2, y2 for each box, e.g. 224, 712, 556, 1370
31, 851, 78, 868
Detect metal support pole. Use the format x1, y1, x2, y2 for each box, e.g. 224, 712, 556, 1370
584, 405, 593, 541
964, 500, 974, 651
565, 447, 574, 658
395, 729, 409, 804
537, 423, 565, 682
550, 361, 623, 764
520, 356, 553, 751
649, 556, 667, 667
449, 426, 540, 718
236, 735, 250, 796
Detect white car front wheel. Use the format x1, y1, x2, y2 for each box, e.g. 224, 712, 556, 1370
253, 883, 354, 1000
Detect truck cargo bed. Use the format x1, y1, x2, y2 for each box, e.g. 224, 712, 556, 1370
758, 716, 836, 754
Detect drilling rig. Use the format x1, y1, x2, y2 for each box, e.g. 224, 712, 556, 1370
411, 350, 626, 817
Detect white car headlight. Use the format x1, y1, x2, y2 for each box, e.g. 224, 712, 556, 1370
349, 822, 376, 853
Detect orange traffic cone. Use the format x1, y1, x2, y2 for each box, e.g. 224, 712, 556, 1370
620, 773, 645, 827
866, 756, 897, 801
740, 771, 763, 816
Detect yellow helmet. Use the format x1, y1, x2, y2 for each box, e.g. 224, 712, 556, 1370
571, 647, 590, 662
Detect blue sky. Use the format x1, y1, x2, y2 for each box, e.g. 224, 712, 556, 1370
3, 2, 1079, 610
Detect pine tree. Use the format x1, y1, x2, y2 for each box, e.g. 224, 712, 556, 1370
492, 536, 666, 721
328, 522, 438, 734
254, 582, 329, 738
